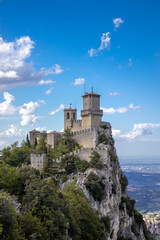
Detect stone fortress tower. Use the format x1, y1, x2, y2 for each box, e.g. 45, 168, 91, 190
29, 89, 111, 149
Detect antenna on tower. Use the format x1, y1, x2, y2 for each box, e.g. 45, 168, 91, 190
75, 101, 76, 109
84, 84, 86, 93
91, 86, 93, 92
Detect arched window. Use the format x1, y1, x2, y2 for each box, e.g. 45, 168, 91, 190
73, 112, 75, 120
67, 112, 70, 119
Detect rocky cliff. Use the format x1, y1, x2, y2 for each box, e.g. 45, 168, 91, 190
58, 132, 150, 240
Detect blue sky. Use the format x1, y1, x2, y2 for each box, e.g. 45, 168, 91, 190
0, 0, 160, 156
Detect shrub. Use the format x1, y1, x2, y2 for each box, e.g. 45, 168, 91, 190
61, 156, 89, 175
100, 125, 109, 129
108, 150, 117, 162
98, 133, 109, 145
84, 173, 105, 201
131, 224, 139, 237
133, 209, 143, 224
120, 173, 128, 193
101, 216, 111, 232
61, 174, 67, 183
90, 151, 103, 169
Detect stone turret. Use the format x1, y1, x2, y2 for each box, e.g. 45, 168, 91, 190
81, 90, 103, 129
64, 105, 77, 130
29, 129, 41, 145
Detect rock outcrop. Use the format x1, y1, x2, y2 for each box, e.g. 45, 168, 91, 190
59, 139, 149, 239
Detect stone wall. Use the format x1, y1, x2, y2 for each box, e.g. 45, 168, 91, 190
30, 154, 46, 171
47, 132, 62, 147
70, 128, 98, 148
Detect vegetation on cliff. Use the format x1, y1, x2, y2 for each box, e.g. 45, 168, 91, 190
0, 131, 152, 240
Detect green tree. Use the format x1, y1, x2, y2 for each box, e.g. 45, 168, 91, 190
0, 194, 20, 240
19, 211, 46, 239
63, 182, 105, 240
36, 132, 47, 154
23, 178, 68, 240
0, 163, 20, 195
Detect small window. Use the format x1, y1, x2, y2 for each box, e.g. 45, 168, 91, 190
67, 112, 70, 119
73, 112, 75, 120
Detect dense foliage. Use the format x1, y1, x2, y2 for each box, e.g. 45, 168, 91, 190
0, 132, 106, 240
84, 172, 105, 201
120, 173, 128, 193
108, 150, 117, 162
89, 151, 103, 169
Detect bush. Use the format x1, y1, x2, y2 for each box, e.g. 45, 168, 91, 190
84, 173, 105, 201
98, 134, 109, 145
120, 196, 135, 217
101, 216, 111, 232
131, 224, 139, 237
108, 150, 117, 162
120, 173, 128, 193
61, 156, 89, 175
90, 151, 103, 169
133, 209, 143, 224
63, 182, 106, 240
61, 174, 67, 183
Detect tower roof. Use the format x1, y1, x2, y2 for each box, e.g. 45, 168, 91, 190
82, 91, 101, 97
29, 129, 40, 133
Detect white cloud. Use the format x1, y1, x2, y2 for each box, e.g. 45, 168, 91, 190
0, 92, 45, 126
74, 78, 85, 86
128, 103, 141, 110
109, 92, 120, 96
39, 79, 56, 85
0, 70, 19, 78
88, 32, 111, 57
98, 32, 111, 51
117, 107, 128, 113
20, 114, 37, 126
50, 104, 65, 115
101, 103, 142, 115
0, 124, 26, 148
0, 92, 17, 116
88, 48, 97, 57
5, 124, 24, 137
101, 107, 116, 114
45, 87, 53, 95
112, 123, 160, 142
113, 18, 124, 30
19, 100, 44, 126
0, 36, 63, 92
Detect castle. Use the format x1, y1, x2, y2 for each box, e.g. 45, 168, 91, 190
30, 89, 110, 149
30, 90, 112, 170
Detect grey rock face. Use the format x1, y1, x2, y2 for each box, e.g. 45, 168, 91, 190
60, 142, 147, 240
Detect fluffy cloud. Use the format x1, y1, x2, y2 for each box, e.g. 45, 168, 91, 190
19, 100, 44, 126
0, 92, 17, 116
101, 103, 141, 115
0, 36, 63, 91
0, 92, 45, 126
113, 18, 124, 30
112, 123, 160, 142
0, 124, 26, 148
98, 32, 111, 51
50, 104, 65, 115
45, 87, 53, 95
109, 92, 120, 96
74, 78, 85, 86
88, 32, 111, 57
